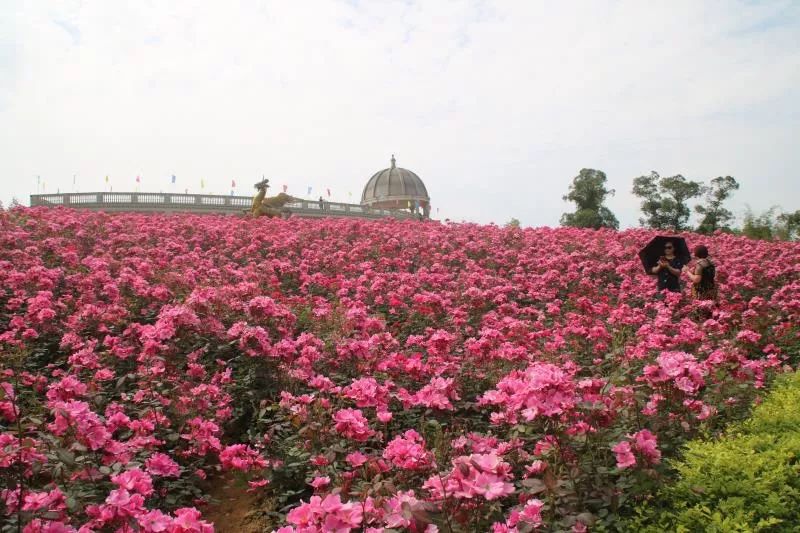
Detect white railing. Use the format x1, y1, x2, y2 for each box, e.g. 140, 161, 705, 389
29, 192, 416, 219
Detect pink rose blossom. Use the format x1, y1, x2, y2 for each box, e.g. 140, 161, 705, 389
146, 453, 181, 477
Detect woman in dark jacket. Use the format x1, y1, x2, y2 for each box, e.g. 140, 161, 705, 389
686, 245, 717, 300
651, 241, 685, 292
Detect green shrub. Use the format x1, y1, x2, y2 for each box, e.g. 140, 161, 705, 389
628, 372, 800, 532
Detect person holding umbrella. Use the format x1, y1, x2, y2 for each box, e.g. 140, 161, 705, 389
650, 240, 686, 293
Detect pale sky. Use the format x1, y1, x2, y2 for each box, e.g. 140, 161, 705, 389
1, 1, 798, 227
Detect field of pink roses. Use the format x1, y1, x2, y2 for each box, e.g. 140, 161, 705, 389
1, 207, 799, 532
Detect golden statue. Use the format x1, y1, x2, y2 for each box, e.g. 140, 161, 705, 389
249, 179, 299, 218
257, 192, 299, 218
251, 178, 270, 216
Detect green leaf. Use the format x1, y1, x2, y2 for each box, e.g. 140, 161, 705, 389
66, 497, 79, 511
522, 478, 547, 494
56, 448, 75, 465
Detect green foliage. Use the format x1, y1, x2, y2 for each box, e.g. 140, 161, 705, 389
631, 171, 702, 230
777, 210, 800, 240
628, 371, 800, 532
505, 217, 521, 228
561, 168, 619, 229
742, 207, 777, 240
739, 206, 797, 241
695, 176, 739, 234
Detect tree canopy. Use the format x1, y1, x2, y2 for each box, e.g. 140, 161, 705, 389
560, 168, 619, 230
631, 171, 702, 231
695, 176, 739, 234
778, 210, 800, 240
742, 207, 781, 241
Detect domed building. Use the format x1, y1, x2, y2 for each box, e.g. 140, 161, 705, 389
361, 155, 430, 218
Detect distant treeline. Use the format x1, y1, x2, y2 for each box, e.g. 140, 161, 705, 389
510, 169, 799, 240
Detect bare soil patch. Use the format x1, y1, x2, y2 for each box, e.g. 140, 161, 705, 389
202, 475, 274, 533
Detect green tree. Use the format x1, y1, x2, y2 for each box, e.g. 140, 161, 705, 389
560, 168, 619, 230
741, 206, 780, 240
777, 210, 800, 240
741, 208, 800, 241
505, 217, 521, 228
695, 176, 739, 234
631, 171, 702, 230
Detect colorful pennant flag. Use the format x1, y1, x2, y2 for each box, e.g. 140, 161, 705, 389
105, 175, 109, 183
327, 188, 331, 198
282, 184, 288, 193
307, 186, 312, 195
136, 175, 141, 183
231, 179, 236, 188
171, 174, 176, 184
200, 179, 205, 189
73, 175, 76, 185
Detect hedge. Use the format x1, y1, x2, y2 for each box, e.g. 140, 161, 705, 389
627, 371, 800, 532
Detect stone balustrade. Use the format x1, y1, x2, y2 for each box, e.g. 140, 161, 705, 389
29, 192, 417, 220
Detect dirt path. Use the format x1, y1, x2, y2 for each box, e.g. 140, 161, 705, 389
202, 476, 274, 533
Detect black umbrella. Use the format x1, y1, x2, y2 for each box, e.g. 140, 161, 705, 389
638, 236, 691, 275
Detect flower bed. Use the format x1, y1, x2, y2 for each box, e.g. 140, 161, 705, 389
1, 207, 799, 532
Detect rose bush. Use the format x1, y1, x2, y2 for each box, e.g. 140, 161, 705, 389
1, 206, 799, 532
